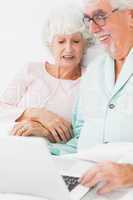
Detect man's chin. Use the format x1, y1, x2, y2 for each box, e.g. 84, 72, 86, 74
100, 38, 111, 48
99, 41, 111, 52
100, 40, 117, 58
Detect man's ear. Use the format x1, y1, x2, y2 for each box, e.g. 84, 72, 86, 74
128, 10, 133, 28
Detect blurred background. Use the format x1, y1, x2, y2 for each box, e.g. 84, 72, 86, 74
0, 0, 101, 96
0, 0, 79, 94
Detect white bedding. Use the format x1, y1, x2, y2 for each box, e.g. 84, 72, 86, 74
0, 193, 46, 200
0, 189, 133, 200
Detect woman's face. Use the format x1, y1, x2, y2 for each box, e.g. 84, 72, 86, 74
51, 33, 86, 68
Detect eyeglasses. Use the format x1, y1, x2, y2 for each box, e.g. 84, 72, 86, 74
83, 8, 119, 28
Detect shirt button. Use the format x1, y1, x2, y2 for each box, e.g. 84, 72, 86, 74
109, 104, 115, 109
104, 141, 109, 144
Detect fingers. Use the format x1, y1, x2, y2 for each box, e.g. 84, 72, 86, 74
63, 120, 73, 137
48, 128, 62, 143
38, 110, 73, 143
45, 119, 73, 143
83, 173, 104, 188
11, 120, 62, 141
40, 127, 56, 142
11, 123, 29, 136
46, 134, 56, 143
21, 130, 32, 136
80, 166, 100, 186
53, 120, 72, 142
11, 124, 21, 135
51, 125, 72, 143
80, 161, 129, 195
11, 117, 72, 144
60, 124, 72, 141
97, 182, 115, 195
22, 124, 50, 138
11, 121, 43, 137
16, 128, 26, 136
54, 127, 67, 142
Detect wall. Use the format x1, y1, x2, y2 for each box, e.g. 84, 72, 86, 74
0, 0, 68, 94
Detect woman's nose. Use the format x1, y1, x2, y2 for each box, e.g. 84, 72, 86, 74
65, 42, 73, 52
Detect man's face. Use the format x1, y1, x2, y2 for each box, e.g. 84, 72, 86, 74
84, 0, 132, 58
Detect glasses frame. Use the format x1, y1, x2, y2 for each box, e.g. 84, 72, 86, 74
83, 8, 119, 28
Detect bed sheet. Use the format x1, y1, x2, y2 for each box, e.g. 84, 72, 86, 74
0, 193, 47, 200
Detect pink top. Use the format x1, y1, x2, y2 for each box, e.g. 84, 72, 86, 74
0, 62, 81, 124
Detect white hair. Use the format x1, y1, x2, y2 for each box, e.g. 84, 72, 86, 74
43, 4, 93, 48
82, 0, 133, 10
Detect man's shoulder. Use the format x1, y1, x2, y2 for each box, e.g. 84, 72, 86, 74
87, 52, 109, 71
81, 52, 109, 80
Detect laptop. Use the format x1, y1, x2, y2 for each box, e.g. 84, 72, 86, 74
0, 136, 94, 200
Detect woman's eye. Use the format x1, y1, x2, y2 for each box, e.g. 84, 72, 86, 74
58, 40, 64, 44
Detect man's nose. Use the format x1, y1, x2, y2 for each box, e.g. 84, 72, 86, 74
89, 21, 102, 33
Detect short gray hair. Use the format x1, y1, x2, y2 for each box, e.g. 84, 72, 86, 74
43, 4, 93, 48
82, 0, 133, 10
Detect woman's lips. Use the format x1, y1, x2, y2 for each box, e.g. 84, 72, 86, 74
63, 55, 74, 60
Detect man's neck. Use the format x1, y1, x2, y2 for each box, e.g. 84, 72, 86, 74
114, 42, 133, 81
115, 59, 124, 81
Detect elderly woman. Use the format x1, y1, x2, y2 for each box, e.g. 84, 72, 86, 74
73, 0, 133, 195
0, 5, 92, 155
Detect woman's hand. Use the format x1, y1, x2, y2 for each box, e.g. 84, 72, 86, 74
38, 109, 73, 143
11, 120, 55, 143
17, 108, 73, 143
79, 161, 133, 195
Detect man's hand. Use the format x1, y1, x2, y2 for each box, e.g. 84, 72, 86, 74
80, 161, 133, 195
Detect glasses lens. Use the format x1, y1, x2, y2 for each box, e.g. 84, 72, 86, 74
93, 15, 106, 26
83, 16, 90, 26
83, 15, 106, 27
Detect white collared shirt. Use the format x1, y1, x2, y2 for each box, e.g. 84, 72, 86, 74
73, 48, 133, 151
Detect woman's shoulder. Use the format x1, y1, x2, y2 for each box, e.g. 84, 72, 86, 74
27, 62, 43, 74
25, 62, 46, 79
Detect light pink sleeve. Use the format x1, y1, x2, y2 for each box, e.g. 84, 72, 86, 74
0, 64, 34, 123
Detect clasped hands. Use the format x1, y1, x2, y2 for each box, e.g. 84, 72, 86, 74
11, 108, 73, 143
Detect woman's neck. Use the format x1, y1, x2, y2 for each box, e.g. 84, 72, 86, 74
45, 63, 81, 80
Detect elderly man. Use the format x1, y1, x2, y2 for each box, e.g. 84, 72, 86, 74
72, 0, 133, 195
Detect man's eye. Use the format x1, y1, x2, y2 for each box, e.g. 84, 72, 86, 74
94, 15, 106, 20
